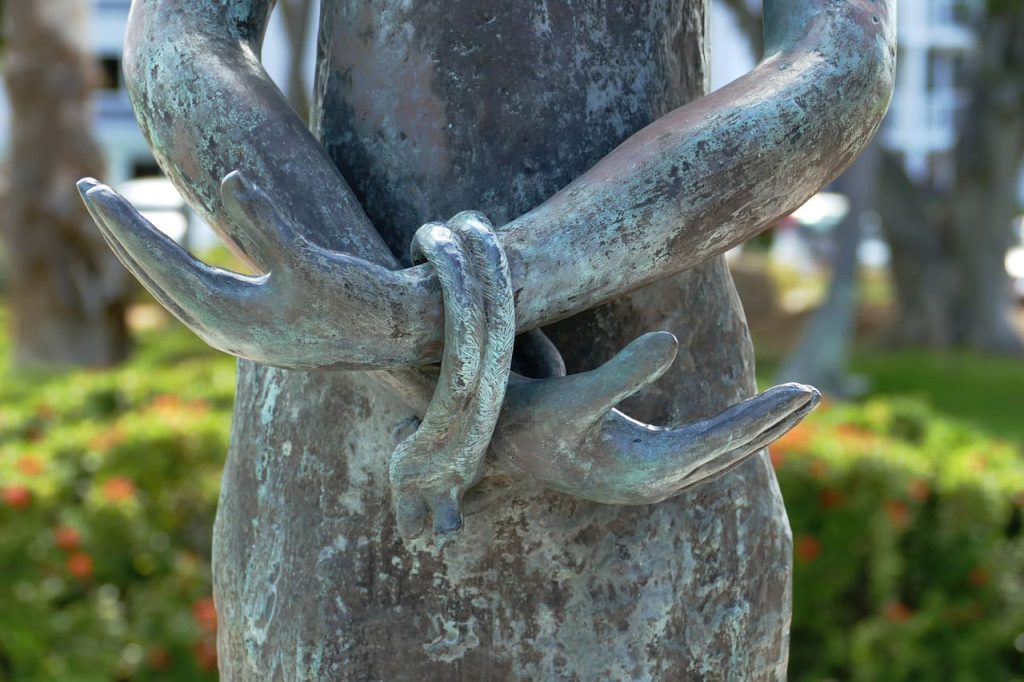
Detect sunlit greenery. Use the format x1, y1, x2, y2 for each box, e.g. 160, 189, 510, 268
0, 311, 231, 680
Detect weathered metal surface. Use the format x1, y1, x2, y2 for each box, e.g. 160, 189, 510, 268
391, 214, 515, 538
79, 173, 820, 512
102, 0, 895, 371
78, 0, 895, 678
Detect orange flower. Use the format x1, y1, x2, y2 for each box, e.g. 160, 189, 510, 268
34, 402, 55, 419
192, 597, 218, 633
67, 552, 94, 579
795, 535, 822, 563
89, 427, 125, 454
102, 476, 136, 502
883, 600, 913, 623
151, 394, 183, 413
968, 567, 990, 588
54, 526, 82, 551
836, 423, 876, 449
2, 485, 32, 509
15, 455, 43, 476
908, 478, 930, 501
884, 500, 909, 527
819, 488, 845, 510
769, 449, 785, 470
808, 459, 828, 480
772, 422, 813, 456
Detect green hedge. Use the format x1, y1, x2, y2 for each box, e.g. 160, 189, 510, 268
777, 397, 1024, 681
0, 318, 1022, 680
0, 324, 232, 681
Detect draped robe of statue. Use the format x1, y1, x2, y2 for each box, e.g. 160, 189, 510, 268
214, 3, 790, 678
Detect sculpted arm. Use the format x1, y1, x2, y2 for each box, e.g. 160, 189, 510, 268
83, 0, 895, 370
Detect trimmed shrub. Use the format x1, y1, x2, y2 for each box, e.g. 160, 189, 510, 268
777, 397, 1024, 681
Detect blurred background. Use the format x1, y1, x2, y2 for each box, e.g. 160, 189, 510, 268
0, 0, 1022, 680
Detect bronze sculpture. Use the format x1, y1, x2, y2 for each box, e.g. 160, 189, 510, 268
80, 0, 894, 676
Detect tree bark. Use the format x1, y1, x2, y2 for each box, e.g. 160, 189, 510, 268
3, 0, 131, 367
875, 150, 952, 347
213, 1, 792, 678
777, 144, 878, 397
277, 0, 313, 122
723, 0, 1024, 355
944, 9, 1024, 353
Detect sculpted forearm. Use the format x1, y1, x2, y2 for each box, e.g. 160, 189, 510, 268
107, 0, 893, 370
499, 0, 894, 329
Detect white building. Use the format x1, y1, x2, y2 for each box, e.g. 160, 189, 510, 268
711, 0, 995, 193
882, 0, 974, 188
0, 0, 314, 186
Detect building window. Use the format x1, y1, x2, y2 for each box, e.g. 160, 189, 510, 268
130, 159, 162, 179
99, 56, 121, 91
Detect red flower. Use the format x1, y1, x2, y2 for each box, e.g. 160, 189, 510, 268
2, 485, 32, 509
67, 552, 94, 579
808, 459, 828, 480
54, 526, 82, 551
795, 535, 822, 563
968, 567, 990, 588
89, 427, 125, 454
819, 488, 845, 509
884, 500, 909, 527
192, 597, 218, 633
908, 478, 930, 501
883, 600, 913, 623
102, 476, 136, 502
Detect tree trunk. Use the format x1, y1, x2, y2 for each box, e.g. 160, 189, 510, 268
213, 2, 792, 678
944, 10, 1024, 354
777, 144, 878, 397
277, 0, 313, 122
875, 150, 952, 347
3, 0, 131, 367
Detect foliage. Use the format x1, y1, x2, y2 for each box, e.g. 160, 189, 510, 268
0, 307, 1022, 679
0, 313, 233, 680
777, 396, 1024, 681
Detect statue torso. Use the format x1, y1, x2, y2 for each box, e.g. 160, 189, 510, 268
314, 0, 704, 262
213, 3, 792, 679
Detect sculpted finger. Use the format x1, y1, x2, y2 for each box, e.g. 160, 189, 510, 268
412, 223, 485, 407
445, 212, 516, 440
394, 491, 429, 540
556, 331, 678, 425
220, 170, 303, 270
430, 489, 464, 536
672, 388, 821, 491
688, 383, 821, 455
79, 178, 269, 354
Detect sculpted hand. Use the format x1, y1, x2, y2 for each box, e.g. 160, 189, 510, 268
389, 214, 515, 538
77, 172, 438, 371
491, 333, 820, 504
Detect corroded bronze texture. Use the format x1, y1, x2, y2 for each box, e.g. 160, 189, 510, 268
78, 0, 894, 677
